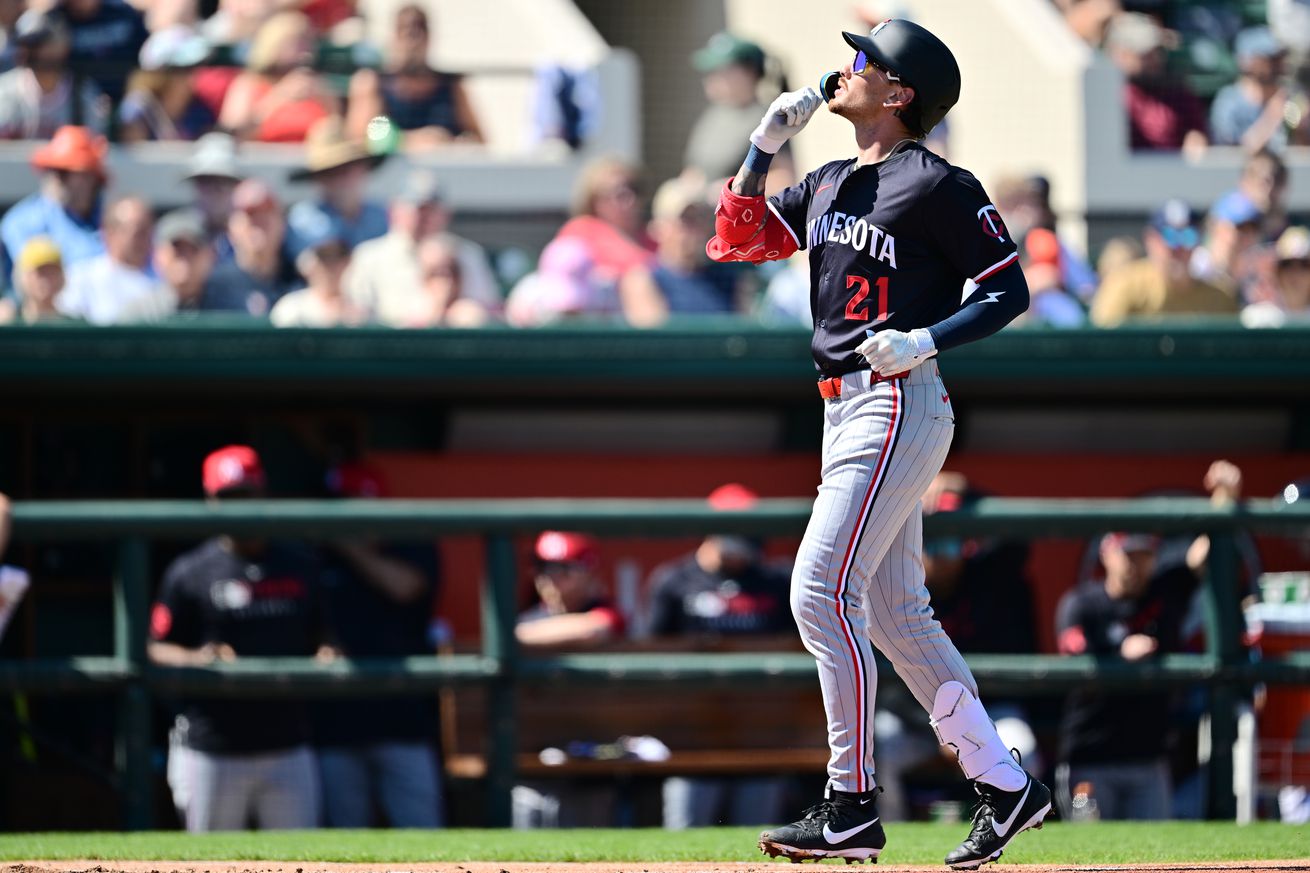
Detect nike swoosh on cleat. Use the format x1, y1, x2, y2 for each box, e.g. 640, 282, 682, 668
822, 816, 880, 844
991, 782, 1030, 839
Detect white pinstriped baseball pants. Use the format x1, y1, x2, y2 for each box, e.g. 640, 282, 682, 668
791, 360, 977, 794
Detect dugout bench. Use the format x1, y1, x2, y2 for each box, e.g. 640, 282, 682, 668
444, 636, 828, 785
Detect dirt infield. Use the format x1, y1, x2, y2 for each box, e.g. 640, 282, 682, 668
9, 861, 1310, 873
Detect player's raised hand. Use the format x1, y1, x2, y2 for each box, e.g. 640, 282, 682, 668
1204, 459, 1243, 505
750, 87, 824, 154
857, 328, 937, 375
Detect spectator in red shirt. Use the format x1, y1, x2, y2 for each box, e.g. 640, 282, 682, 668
555, 158, 656, 277
1104, 12, 1208, 152
218, 11, 337, 143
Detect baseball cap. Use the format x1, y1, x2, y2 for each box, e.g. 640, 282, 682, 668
155, 209, 208, 246
1210, 191, 1263, 228
17, 237, 62, 272
14, 9, 67, 47
1276, 225, 1310, 262
534, 531, 599, 566
1150, 198, 1200, 249
202, 445, 266, 496
1235, 26, 1283, 65
707, 483, 759, 511
139, 24, 211, 71
651, 177, 711, 222
185, 132, 241, 183
692, 31, 765, 74
297, 221, 348, 257
1105, 12, 1167, 55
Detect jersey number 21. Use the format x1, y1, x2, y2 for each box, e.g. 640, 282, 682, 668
845, 275, 890, 323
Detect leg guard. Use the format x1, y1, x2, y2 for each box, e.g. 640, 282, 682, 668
930, 681, 1026, 790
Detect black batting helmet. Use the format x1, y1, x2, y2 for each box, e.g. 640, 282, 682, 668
842, 19, 961, 136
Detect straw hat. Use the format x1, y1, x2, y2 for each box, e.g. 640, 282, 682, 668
30, 126, 109, 182
290, 116, 383, 181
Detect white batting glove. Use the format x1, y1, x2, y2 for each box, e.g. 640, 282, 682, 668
750, 87, 824, 154
857, 328, 937, 376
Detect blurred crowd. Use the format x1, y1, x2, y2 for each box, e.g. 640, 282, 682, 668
0, 0, 481, 147
999, 147, 1310, 329
0, 1, 1306, 329
1055, 0, 1310, 153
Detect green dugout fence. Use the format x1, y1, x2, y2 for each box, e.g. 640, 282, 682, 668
3, 497, 1309, 828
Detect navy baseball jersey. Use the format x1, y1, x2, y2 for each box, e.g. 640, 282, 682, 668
151, 538, 326, 753
767, 141, 1018, 377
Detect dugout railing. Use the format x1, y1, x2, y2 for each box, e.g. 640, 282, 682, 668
4, 497, 1310, 829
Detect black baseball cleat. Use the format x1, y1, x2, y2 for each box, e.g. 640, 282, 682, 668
759, 788, 885, 864
944, 772, 1051, 870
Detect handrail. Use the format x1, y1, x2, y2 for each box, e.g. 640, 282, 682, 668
4, 496, 1306, 829
10, 496, 1310, 538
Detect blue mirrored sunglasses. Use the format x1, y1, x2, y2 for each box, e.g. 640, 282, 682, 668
854, 49, 899, 80
1160, 226, 1200, 250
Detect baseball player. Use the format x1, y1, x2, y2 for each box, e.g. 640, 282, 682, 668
706, 20, 1049, 869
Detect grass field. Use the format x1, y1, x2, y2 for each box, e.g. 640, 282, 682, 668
0, 823, 1305, 866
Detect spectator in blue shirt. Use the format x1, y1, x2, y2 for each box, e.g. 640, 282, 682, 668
62, 0, 149, 104
0, 125, 107, 283
285, 117, 388, 260
636, 177, 741, 316
1210, 27, 1309, 152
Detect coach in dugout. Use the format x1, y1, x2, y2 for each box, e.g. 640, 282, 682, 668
149, 445, 334, 831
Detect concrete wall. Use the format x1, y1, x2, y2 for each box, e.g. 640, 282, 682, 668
574, 0, 727, 184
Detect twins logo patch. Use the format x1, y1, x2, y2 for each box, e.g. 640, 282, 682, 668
977, 204, 1007, 243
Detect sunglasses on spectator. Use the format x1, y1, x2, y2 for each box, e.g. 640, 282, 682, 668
599, 183, 638, 201
313, 242, 350, 263
168, 239, 206, 255
853, 49, 900, 81
1159, 226, 1199, 249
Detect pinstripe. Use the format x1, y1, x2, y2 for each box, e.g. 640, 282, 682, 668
894, 413, 956, 692
792, 361, 982, 791
832, 381, 901, 790
794, 418, 854, 752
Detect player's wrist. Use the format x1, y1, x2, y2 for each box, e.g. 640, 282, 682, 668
743, 143, 775, 174
909, 328, 937, 359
